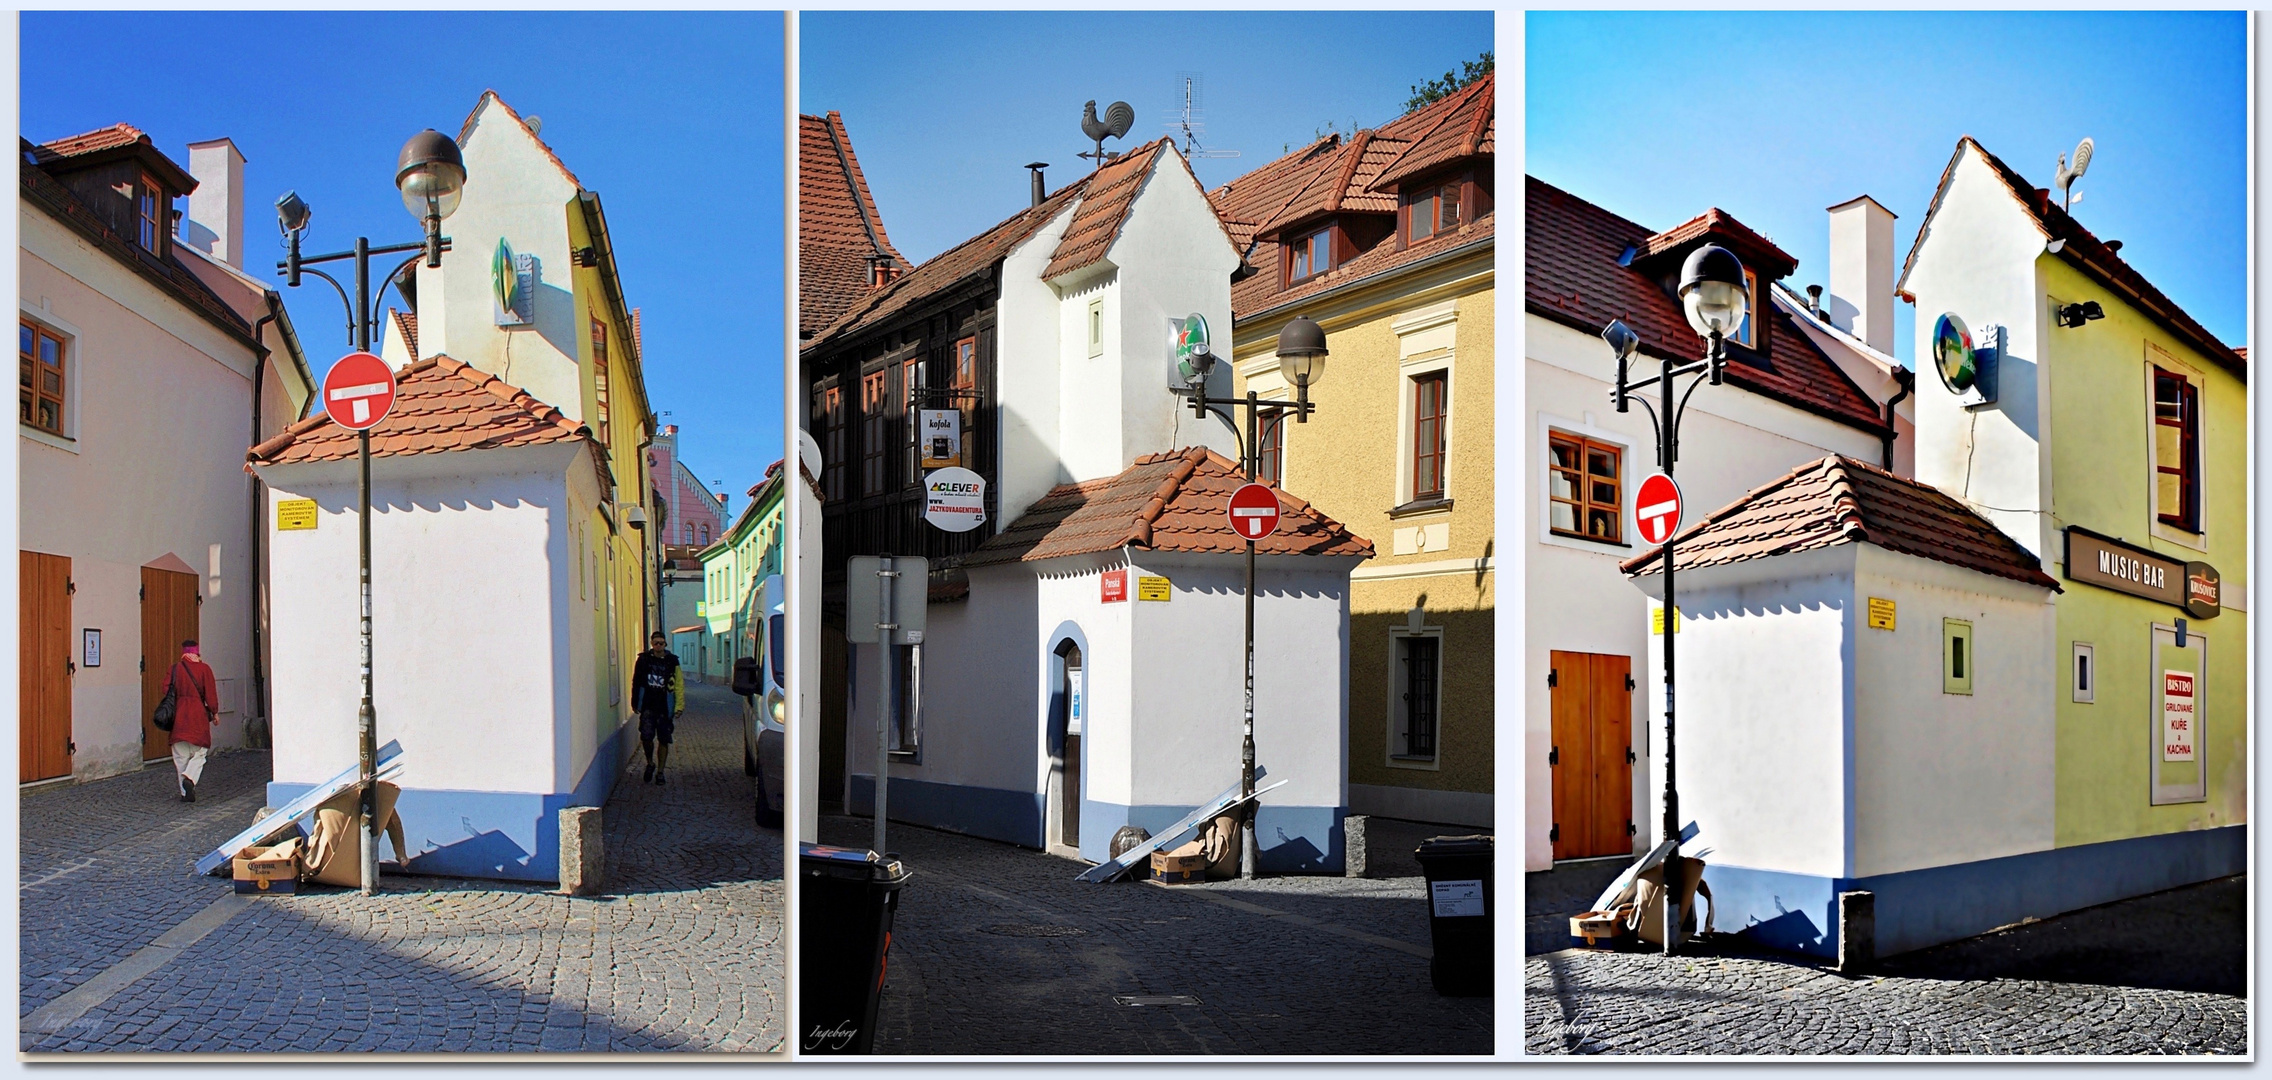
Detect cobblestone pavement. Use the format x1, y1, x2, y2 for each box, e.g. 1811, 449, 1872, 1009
813, 814, 1493, 1056
21, 681, 784, 1054
1525, 876, 2247, 1055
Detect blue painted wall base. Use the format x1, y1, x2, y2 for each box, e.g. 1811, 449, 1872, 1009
844, 776, 1347, 873
1706, 825, 2247, 958
268, 718, 634, 885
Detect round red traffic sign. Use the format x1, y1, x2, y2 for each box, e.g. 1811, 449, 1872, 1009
1635, 473, 1683, 546
1227, 482, 1281, 540
322, 351, 398, 431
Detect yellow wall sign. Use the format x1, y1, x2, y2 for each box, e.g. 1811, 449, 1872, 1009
1651, 606, 1681, 635
1867, 597, 1897, 630
1136, 575, 1172, 602
276, 499, 319, 531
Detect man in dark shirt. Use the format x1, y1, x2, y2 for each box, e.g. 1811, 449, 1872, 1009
631, 632, 684, 785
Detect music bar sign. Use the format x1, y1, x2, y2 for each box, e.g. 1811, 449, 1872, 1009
2064, 527, 2219, 619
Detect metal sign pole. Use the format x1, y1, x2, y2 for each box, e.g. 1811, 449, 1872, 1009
876, 555, 895, 857
1658, 345, 1683, 953
1239, 392, 1259, 880
358, 426, 377, 895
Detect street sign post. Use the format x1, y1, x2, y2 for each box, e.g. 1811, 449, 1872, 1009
846, 555, 928, 857
1226, 483, 1281, 540
323, 351, 398, 896
1634, 473, 1682, 546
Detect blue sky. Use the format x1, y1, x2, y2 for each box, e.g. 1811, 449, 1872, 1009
1528, 11, 2247, 366
22, 11, 786, 505
803, 11, 1495, 265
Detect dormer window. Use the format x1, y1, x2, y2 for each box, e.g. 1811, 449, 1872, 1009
1406, 180, 1462, 245
1733, 266, 1760, 349
135, 172, 163, 254
1289, 226, 1334, 284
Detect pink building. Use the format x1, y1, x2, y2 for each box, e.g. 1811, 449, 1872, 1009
648, 423, 728, 548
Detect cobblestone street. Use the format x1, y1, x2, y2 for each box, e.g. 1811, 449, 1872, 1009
20, 681, 784, 1054
813, 814, 1493, 1056
1525, 875, 2246, 1055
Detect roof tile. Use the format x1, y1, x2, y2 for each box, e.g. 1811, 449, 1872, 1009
248, 355, 601, 475
967, 446, 1372, 566
800, 112, 907, 337
1620, 454, 2059, 590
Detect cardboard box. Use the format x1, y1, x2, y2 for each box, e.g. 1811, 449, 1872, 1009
1151, 840, 1209, 885
233, 838, 303, 895
302, 780, 408, 887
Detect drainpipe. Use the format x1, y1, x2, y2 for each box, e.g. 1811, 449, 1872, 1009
1881, 367, 1914, 471
246, 298, 278, 750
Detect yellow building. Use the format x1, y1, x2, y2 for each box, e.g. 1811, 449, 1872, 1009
1214, 77, 1495, 828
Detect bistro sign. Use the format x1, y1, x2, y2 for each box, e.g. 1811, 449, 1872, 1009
2063, 526, 2219, 619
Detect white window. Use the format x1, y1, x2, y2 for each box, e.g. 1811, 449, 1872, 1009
1389, 628, 1443, 764
1943, 618, 1973, 696
2072, 641, 2096, 704
890, 647, 921, 757
1087, 299, 1104, 358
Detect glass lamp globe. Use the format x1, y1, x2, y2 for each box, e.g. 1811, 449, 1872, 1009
395, 130, 467, 222
1678, 244, 1749, 339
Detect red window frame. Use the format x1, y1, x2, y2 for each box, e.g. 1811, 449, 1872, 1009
860, 369, 890, 496
813, 382, 846, 502
2153, 367, 2201, 532
1406, 180, 1462, 245
1411, 372, 1448, 500
1288, 227, 1332, 283
136, 173, 163, 253
1256, 407, 1285, 487
1548, 432, 1623, 543
590, 317, 612, 448
21, 320, 66, 436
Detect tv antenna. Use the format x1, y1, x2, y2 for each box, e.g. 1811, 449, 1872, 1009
2055, 136, 2094, 213
1079, 99, 1135, 167
1170, 74, 1240, 160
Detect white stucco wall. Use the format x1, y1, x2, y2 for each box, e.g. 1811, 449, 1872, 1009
1523, 314, 1884, 870
414, 100, 584, 420
1850, 545, 2058, 877
1633, 546, 1857, 879
258, 444, 593, 796
20, 207, 272, 777
994, 205, 1079, 522
1901, 146, 2058, 558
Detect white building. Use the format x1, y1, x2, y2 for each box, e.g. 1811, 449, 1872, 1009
252, 356, 619, 882
1622, 455, 2060, 957
20, 125, 313, 784
805, 136, 1372, 870
1523, 177, 1899, 872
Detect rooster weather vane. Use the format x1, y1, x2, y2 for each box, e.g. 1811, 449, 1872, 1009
1080, 100, 1135, 167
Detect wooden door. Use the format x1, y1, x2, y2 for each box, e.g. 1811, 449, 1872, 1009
140, 566, 200, 761
1549, 650, 1634, 861
20, 552, 73, 782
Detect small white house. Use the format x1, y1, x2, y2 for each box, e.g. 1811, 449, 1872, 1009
1622, 455, 2061, 958
856, 447, 1372, 871
252, 355, 622, 883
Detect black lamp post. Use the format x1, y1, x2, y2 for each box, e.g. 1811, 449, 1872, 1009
1604, 243, 1747, 955
275, 129, 464, 897
1173, 315, 1328, 879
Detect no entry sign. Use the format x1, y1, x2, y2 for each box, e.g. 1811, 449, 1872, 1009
1635, 473, 1683, 546
323, 352, 398, 431
1227, 483, 1280, 540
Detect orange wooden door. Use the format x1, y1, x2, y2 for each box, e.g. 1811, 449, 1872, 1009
20, 552, 73, 782
1549, 650, 1634, 860
140, 566, 200, 761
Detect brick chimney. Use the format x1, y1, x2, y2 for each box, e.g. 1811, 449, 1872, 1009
185, 138, 245, 269
1826, 195, 1896, 353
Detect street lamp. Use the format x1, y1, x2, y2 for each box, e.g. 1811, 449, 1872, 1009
276, 129, 465, 897
1174, 315, 1328, 879
1605, 243, 1747, 955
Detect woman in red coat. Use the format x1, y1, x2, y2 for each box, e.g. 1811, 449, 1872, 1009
166, 640, 219, 802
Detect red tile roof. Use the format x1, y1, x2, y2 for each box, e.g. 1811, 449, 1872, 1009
1526, 176, 1889, 434
1621, 454, 2059, 590
800, 112, 907, 338
1042, 139, 1170, 279
391, 310, 418, 356
31, 123, 147, 161
966, 446, 1372, 567
248, 355, 604, 482
1637, 208, 1798, 281
1368, 75, 1495, 192
1213, 77, 1495, 320
1900, 136, 2243, 380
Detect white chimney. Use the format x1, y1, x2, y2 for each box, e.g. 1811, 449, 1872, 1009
185, 138, 246, 270
1826, 195, 1896, 354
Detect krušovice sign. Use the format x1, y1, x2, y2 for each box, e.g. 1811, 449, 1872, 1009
2063, 526, 2220, 619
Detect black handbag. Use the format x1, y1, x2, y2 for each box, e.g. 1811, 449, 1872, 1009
151, 662, 182, 732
